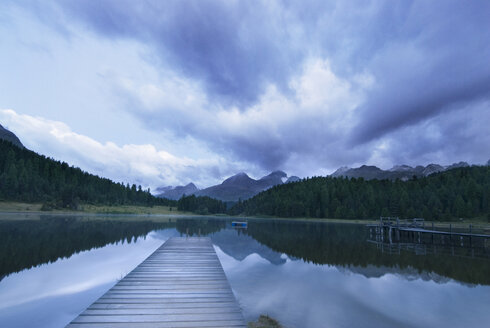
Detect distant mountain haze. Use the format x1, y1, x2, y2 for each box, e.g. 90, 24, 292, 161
286, 176, 301, 183
0, 124, 24, 149
157, 171, 291, 202
331, 162, 470, 181
157, 160, 486, 202
156, 183, 198, 200
194, 170, 288, 202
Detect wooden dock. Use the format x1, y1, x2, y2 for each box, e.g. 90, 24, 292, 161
67, 237, 246, 328
367, 217, 490, 247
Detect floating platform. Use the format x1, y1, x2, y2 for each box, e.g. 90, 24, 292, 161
67, 237, 246, 327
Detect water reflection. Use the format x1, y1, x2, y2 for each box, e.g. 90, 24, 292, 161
217, 246, 490, 328
0, 227, 177, 328
240, 220, 490, 285
0, 215, 489, 328
0, 214, 175, 278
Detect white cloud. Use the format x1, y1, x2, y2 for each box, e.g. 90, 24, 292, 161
0, 109, 240, 190
115, 56, 370, 176
2, 1, 487, 184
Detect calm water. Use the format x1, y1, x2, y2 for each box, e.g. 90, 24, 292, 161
1, 214, 489, 328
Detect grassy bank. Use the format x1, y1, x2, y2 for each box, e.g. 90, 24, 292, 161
1, 200, 488, 227
0, 201, 189, 216
234, 213, 490, 227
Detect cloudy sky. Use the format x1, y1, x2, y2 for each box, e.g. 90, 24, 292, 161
1, 1, 489, 191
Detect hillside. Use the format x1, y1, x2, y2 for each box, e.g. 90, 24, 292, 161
230, 166, 490, 221
194, 171, 287, 201
0, 124, 24, 149
0, 140, 176, 209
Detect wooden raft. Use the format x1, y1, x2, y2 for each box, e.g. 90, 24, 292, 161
67, 237, 246, 328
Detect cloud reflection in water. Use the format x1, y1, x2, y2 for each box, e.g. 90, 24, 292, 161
215, 245, 490, 328
0, 229, 176, 328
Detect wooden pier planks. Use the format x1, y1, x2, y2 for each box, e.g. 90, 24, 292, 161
67, 237, 246, 328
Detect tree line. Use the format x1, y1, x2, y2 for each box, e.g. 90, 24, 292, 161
229, 166, 490, 221
0, 140, 177, 209
2, 139, 489, 220
177, 194, 227, 214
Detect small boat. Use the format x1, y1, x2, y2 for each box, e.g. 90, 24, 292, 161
231, 221, 248, 228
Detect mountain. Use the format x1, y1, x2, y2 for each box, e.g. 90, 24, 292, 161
332, 165, 385, 180
0, 124, 24, 149
157, 183, 198, 200
286, 176, 301, 183
230, 165, 490, 220
194, 170, 288, 202
331, 162, 470, 180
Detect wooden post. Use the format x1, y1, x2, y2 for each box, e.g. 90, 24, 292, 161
469, 224, 472, 247
449, 224, 452, 242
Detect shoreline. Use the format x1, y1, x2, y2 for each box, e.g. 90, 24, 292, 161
1, 201, 488, 226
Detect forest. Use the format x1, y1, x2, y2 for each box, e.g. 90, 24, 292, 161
0, 140, 176, 209
1, 139, 489, 220
177, 194, 227, 215
229, 166, 490, 221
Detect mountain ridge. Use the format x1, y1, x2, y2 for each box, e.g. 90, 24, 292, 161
158, 170, 293, 202
0, 124, 24, 149
331, 162, 470, 180
158, 159, 487, 202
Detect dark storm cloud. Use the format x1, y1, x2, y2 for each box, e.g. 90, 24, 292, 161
54, 0, 302, 107
13, 0, 490, 172
348, 1, 490, 144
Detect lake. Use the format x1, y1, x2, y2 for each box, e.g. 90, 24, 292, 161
0, 213, 489, 328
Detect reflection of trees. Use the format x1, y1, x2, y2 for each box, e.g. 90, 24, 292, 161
244, 220, 490, 285
175, 218, 226, 236
0, 216, 175, 277
2, 217, 489, 286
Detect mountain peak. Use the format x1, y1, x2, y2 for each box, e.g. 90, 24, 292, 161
156, 182, 199, 200
331, 166, 351, 177
260, 170, 287, 180
286, 176, 300, 183
222, 172, 253, 186
195, 170, 289, 202
269, 170, 287, 177
389, 165, 413, 172
446, 162, 469, 170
